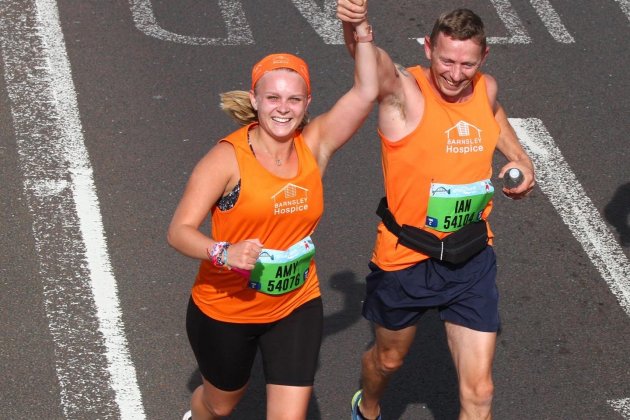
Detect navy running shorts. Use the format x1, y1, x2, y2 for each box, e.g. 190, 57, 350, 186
363, 246, 499, 332
186, 296, 323, 391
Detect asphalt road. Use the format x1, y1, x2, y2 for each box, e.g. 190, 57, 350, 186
1, 1, 629, 419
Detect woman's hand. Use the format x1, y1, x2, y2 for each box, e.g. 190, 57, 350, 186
227, 239, 264, 270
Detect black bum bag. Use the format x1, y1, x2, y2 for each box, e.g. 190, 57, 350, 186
376, 197, 489, 265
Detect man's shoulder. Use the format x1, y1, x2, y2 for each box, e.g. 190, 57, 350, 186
396, 64, 423, 77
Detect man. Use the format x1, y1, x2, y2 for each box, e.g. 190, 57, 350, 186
337, 1, 536, 419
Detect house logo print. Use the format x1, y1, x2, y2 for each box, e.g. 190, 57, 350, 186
444, 120, 485, 154
272, 183, 309, 215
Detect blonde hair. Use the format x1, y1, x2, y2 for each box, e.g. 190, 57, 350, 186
219, 89, 310, 129
220, 90, 256, 126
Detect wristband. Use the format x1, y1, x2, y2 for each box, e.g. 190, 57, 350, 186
354, 25, 373, 43
207, 241, 231, 268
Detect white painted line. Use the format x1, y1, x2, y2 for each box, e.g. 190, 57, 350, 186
609, 398, 630, 418
614, 0, 630, 21
290, 0, 344, 44
529, 0, 575, 43
511, 118, 630, 317
489, 0, 531, 44
415, 0, 530, 45
0, 0, 145, 418
513, 118, 630, 419
130, 0, 253, 45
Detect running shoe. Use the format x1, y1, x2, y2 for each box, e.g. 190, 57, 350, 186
351, 389, 382, 420
182, 410, 192, 420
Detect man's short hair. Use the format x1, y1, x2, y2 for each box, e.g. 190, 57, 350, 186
429, 8, 487, 52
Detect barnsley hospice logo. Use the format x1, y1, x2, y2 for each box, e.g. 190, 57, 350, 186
444, 120, 485, 154
272, 183, 309, 215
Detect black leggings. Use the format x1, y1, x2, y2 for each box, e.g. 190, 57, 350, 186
186, 296, 323, 391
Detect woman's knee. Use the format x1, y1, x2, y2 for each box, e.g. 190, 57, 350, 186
193, 383, 243, 418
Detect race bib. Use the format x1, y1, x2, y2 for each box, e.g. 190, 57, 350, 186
248, 236, 315, 295
425, 180, 494, 232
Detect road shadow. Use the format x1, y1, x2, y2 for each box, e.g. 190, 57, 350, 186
323, 270, 459, 419
378, 310, 459, 420
185, 269, 459, 419
603, 182, 630, 247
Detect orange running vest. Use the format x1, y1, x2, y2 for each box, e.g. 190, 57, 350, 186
191, 124, 324, 323
372, 67, 500, 271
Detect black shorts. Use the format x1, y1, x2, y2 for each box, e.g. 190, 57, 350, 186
363, 246, 499, 332
186, 296, 323, 391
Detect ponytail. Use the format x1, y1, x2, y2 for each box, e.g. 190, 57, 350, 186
219, 89, 311, 129
220, 90, 257, 126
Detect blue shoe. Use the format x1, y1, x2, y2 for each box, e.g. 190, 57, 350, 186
351, 389, 382, 420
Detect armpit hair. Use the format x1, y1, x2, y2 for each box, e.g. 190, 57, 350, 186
383, 63, 408, 120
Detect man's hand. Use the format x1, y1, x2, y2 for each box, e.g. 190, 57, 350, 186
499, 162, 535, 199
337, 0, 368, 23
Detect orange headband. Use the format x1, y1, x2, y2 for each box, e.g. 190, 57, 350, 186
251, 53, 311, 95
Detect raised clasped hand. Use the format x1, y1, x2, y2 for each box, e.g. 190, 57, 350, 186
337, 0, 368, 23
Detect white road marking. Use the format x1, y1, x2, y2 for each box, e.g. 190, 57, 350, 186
512, 118, 630, 419
130, 0, 253, 45
610, 398, 630, 418
416, 0, 530, 45
130, 0, 342, 46
488, 0, 531, 44
290, 0, 343, 44
511, 118, 630, 316
0, 0, 145, 418
614, 0, 630, 21
529, 0, 575, 43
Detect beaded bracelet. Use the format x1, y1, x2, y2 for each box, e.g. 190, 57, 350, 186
207, 241, 231, 268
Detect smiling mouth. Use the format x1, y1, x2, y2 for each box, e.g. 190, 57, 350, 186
444, 78, 461, 87
272, 117, 291, 123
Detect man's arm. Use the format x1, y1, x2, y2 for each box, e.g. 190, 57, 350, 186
495, 103, 536, 198
338, 0, 423, 141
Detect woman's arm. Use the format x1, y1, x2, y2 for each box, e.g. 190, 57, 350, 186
167, 142, 236, 260
302, 3, 380, 172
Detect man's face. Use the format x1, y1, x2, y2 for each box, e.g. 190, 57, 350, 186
424, 32, 489, 102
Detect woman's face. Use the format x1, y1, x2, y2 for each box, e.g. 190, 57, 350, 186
250, 69, 311, 141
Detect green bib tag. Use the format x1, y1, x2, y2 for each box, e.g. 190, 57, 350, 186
426, 180, 494, 232
248, 237, 315, 295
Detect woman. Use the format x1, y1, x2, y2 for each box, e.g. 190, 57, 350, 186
167, 15, 376, 420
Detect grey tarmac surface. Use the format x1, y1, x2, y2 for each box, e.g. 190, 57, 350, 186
1, 1, 629, 419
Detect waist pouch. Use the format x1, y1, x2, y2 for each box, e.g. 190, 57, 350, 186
376, 197, 488, 265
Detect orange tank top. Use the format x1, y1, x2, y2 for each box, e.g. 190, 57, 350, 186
192, 123, 324, 323
372, 67, 499, 271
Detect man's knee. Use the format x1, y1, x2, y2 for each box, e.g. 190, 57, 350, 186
460, 378, 494, 408
366, 347, 405, 376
